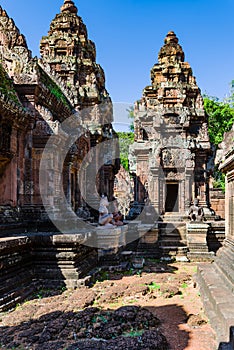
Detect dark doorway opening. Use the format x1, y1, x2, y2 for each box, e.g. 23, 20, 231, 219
165, 183, 179, 212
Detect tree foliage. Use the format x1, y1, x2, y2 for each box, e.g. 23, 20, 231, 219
127, 106, 134, 132
204, 93, 234, 192
117, 132, 134, 171
204, 96, 234, 146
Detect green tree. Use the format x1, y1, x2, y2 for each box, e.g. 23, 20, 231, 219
117, 132, 134, 171
204, 96, 234, 146
127, 106, 134, 132
204, 94, 234, 192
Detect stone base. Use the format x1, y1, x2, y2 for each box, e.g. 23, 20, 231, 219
140, 228, 159, 244
187, 223, 214, 261
214, 239, 234, 292
32, 233, 98, 289
96, 227, 122, 264
96, 227, 121, 249
0, 232, 99, 311
187, 251, 215, 262
0, 236, 34, 312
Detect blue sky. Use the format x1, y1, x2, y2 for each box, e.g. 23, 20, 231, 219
1, 0, 234, 108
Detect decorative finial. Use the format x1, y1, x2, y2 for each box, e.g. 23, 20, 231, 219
164, 31, 179, 45
157, 30, 185, 64
61, 0, 78, 14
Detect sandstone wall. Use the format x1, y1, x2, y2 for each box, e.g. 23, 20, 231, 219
209, 188, 225, 219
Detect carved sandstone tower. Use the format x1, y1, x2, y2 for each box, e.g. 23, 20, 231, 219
0, 1, 118, 224
40, 0, 118, 205
129, 31, 211, 217
40, 0, 112, 126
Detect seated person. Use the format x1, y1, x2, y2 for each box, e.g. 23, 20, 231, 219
98, 195, 114, 227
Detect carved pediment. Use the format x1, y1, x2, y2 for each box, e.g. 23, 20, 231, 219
161, 148, 194, 168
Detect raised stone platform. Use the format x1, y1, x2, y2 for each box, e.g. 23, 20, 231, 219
0, 236, 33, 312
123, 220, 225, 262
32, 232, 98, 289
197, 239, 234, 345
197, 262, 234, 345
0, 232, 98, 312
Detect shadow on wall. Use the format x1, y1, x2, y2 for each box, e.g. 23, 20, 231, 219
0, 304, 191, 350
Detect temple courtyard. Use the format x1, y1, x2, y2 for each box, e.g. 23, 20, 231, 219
0, 261, 216, 350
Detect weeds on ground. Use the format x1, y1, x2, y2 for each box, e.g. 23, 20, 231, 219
148, 282, 161, 293
123, 329, 144, 338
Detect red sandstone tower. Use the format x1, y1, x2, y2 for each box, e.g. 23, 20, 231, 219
129, 31, 212, 218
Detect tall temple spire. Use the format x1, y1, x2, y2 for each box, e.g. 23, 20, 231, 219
40, 0, 112, 122
60, 0, 78, 14
130, 30, 211, 220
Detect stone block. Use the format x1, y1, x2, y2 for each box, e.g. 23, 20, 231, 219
187, 223, 209, 245
140, 228, 159, 244
187, 223, 215, 261
96, 227, 121, 249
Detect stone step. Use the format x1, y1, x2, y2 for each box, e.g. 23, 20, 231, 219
0, 284, 35, 312
159, 241, 187, 249
160, 246, 188, 258
160, 235, 187, 240
158, 222, 186, 228
160, 230, 186, 235
160, 245, 188, 251
135, 247, 161, 257
159, 215, 186, 222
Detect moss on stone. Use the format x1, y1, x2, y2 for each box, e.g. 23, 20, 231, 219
0, 62, 21, 106
38, 65, 72, 111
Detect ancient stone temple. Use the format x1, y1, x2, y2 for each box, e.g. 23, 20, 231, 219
129, 31, 212, 218
40, 0, 119, 210
0, 1, 120, 310
0, 1, 119, 226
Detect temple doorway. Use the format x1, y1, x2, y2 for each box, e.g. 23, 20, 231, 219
165, 183, 179, 212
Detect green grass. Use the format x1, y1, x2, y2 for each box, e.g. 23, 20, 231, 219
122, 329, 144, 338
148, 282, 161, 292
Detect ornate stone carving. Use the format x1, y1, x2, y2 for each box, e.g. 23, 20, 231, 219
39, 0, 112, 127
130, 31, 211, 212
0, 2, 119, 219
162, 149, 175, 166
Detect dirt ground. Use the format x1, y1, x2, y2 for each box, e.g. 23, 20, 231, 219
0, 261, 217, 350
